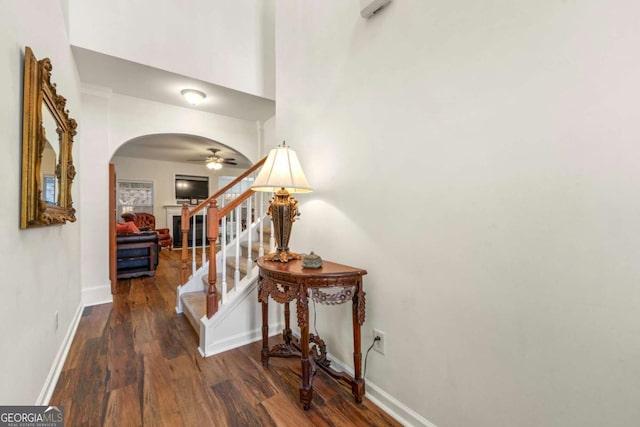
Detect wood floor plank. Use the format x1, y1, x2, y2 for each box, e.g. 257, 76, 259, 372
211, 379, 278, 427
107, 297, 139, 391
51, 337, 109, 426
103, 383, 142, 427
83, 304, 112, 340
166, 354, 220, 425
261, 393, 317, 427
329, 394, 402, 427
141, 280, 187, 360
51, 249, 401, 427
130, 303, 155, 354
61, 304, 110, 371
140, 341, 183, 426
194, 347, 232, 387
216, 348, 280, 405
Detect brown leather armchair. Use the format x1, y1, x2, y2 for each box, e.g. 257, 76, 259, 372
121, 212, 173, 249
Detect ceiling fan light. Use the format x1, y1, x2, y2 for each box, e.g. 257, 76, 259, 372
206, 160, 222, 170
181, 89, 206, 106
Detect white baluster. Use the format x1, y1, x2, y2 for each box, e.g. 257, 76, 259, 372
221, 205, 227, 305
201, 208, 207, 266
191, 215, 196, 273
234, 204, 241, 285
246, 194, 253, 273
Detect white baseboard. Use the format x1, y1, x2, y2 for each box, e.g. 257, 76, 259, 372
200, 323, 284, 357
290, 329, 436, 427
82, 283, 113, 306
364, 380, 437, 427
36, 303, 84, 405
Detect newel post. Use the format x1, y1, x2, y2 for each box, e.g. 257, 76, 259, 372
180, 204, 190, 285
207, 201, 220, 318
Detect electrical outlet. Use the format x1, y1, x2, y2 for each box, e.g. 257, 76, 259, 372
373, 328, 385, 355
54, 311, 59, 331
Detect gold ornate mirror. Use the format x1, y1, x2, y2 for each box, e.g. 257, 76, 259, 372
21, 46, 77, 228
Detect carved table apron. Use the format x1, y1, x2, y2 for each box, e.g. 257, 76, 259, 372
257, 257, 367, 410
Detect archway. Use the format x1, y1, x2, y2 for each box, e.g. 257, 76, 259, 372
109, 133, 257, 291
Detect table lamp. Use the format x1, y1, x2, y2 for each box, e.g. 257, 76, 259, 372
251, 142, 313, 262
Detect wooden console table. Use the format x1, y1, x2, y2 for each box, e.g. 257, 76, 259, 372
257, 257, 367, 410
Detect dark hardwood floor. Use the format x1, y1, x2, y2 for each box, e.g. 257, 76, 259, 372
50, 249, 400, 426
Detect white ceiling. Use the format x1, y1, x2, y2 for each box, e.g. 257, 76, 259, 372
113, 134, 252, 170
72, 46, 275, 167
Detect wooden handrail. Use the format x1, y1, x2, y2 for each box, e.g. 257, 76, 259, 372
188, 156, 267, 218
218, 189, 256, 219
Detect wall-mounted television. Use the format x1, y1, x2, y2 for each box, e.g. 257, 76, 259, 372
175, 175, 209, 200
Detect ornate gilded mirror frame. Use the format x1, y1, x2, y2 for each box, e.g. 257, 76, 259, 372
21, 46, 77, 228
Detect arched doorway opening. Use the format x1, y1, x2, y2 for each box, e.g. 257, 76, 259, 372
108, 133, 255, 290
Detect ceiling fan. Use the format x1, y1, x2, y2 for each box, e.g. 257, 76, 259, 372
189, 148, 237, 170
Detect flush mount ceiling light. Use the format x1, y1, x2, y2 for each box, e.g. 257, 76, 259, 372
181, 89, 206, 106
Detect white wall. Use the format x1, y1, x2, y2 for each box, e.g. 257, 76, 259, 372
69, 0, 275, 99
260, 0, 276, 100
0, 1, 82, 404
277, 1, 640, 426
262, 115, 276, 156
79, 86, 111, 305
107, 94, 261, 162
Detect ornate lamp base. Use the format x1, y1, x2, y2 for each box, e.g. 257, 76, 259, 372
264, 249, 300, 263
265, 188, 300, 263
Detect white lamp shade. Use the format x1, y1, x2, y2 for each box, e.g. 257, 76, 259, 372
251, 145, 313, 193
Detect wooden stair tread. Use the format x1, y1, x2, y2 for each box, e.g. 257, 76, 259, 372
225, 256, 254, 275
182, 291, 205, 308
181, 291, 206, 332
239, 240, 265, 250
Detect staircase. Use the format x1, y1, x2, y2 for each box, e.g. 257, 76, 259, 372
174, 157, 283, 357
179, 225, 270, 340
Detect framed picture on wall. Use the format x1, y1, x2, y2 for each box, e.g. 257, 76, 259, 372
116, 180, 154, 219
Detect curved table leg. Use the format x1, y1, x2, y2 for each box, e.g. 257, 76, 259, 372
352, 280, 366, 403
261, 292, 270, 367
298, 288, 313, 409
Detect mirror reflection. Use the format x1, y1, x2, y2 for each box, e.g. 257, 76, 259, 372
41, 105, 59, 206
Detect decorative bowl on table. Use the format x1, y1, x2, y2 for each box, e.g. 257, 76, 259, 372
301, 251, 323, 269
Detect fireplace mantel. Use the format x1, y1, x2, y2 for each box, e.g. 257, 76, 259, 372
163, 205, 183, 242
163, 204, 210, 248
